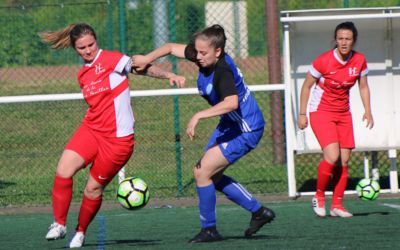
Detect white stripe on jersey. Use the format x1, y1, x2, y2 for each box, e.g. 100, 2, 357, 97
114, 88, 134, 137
361, 68, 369, 77
115, 55, 131, 74
109, 71, 127, 90
309, 65, 321, 79
309, 85, 324, 112
228, 111, 252, 132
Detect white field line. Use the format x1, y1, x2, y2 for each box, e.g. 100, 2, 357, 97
380, 203, 400, 210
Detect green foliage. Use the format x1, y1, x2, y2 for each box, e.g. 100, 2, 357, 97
0, 8, 43, 66
125, 1, 153, 54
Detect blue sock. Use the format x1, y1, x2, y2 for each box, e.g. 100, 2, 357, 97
196, 183, 216, 229
215, 175, 262, 213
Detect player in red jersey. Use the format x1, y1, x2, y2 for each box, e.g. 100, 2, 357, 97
39, 23, 184, 248
297, 22, 374, 218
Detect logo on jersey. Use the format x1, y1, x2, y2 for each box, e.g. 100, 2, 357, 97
348, 67, 358, 77
206, 83, 213, 95
95, 63, 106, 75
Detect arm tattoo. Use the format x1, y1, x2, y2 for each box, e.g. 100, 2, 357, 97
129, 56, 171, 79
143, 65, 171, 79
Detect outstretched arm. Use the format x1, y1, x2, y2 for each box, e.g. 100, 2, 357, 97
132, 43, 187, 71
130, 63, 185, 88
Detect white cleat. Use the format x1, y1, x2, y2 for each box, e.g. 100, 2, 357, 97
45, 222, 67, 240
312, 196, 326, 217
69, 231, 85, 248
330, 207, 353, 218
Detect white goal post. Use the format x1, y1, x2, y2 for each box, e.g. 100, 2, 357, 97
281, 7, 400, 197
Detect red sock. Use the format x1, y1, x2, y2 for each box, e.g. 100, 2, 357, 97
332, 166, 349, 208
316, 160, 335, 198
76, 195, 102, 233
52, 175, 73, 225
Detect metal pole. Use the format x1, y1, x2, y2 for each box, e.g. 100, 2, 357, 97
233, 0, 241, 57
118, 0, 126, 54
152, 0, 169, 61
388, 150, 399, 193
168, 0, 183, 196
266, 0, 285, 164
107, 0, 113, 50
283, 22, 297, 198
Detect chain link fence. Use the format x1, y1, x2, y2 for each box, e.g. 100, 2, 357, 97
0, 0, 399, 207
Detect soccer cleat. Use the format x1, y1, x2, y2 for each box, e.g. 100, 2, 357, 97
244, 206, 275, 237
45, 222, 67, 240
188, 227, 223, 243
330, 207, 353, 218
69, 231, 85, 248
312, 196, 326, 217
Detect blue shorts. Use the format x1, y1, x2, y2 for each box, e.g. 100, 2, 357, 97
205, 123, 264, 164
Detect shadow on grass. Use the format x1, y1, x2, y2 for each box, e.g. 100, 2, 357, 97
224, 234, 281, 241
0, 180, 15, 189
353, 211, 390, 216
54, 239, 162, 249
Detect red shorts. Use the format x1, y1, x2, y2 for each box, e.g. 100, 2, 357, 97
65, 124, 134, 185
310, 111, 355, 149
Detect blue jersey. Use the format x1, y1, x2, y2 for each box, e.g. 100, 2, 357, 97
196, 54, 265, 132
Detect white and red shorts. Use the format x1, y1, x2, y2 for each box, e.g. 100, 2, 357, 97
310, 110, 355, 149
65, 123, 134, 185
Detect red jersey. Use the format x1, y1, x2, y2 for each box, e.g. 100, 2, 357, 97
308, 49, 368, 113
77, 50, 134, 137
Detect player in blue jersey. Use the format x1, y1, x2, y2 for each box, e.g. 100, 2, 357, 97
133, 24, 275, 242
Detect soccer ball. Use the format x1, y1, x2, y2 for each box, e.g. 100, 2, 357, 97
117, 177, 150, 210
356, 178, 380, 201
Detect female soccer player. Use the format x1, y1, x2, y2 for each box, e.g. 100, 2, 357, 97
40, 23, 184, 248
133, 24, 275, 242
297, 22, 374, 218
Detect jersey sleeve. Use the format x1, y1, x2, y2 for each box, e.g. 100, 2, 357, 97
360, 56, 369, 77
124, 58, 133, 74
309, 54, 326, 79
184, 43, 197, 62
114, 54, 131, 74
214, 66, 237, 100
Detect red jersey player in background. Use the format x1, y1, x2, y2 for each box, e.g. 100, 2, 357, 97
297, 22, 374, 218
39, 23, 184, 248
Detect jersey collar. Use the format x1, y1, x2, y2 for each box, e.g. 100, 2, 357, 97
85, 49, 103, 67
333, 48, 353, 65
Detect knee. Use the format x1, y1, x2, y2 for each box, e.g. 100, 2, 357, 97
84, 185, 103, 199
193, 164, 211, 185
193, 167, 206, 182
324, 154, 340, 165
56, 160, 83, 179
55, 166, 74, 179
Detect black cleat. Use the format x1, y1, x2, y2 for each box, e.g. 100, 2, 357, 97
244, 206, 275, 237
189, 227, 223, 243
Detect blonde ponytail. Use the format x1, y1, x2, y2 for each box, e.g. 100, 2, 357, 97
39, 24, 76, 49
39, 23, 96, 50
